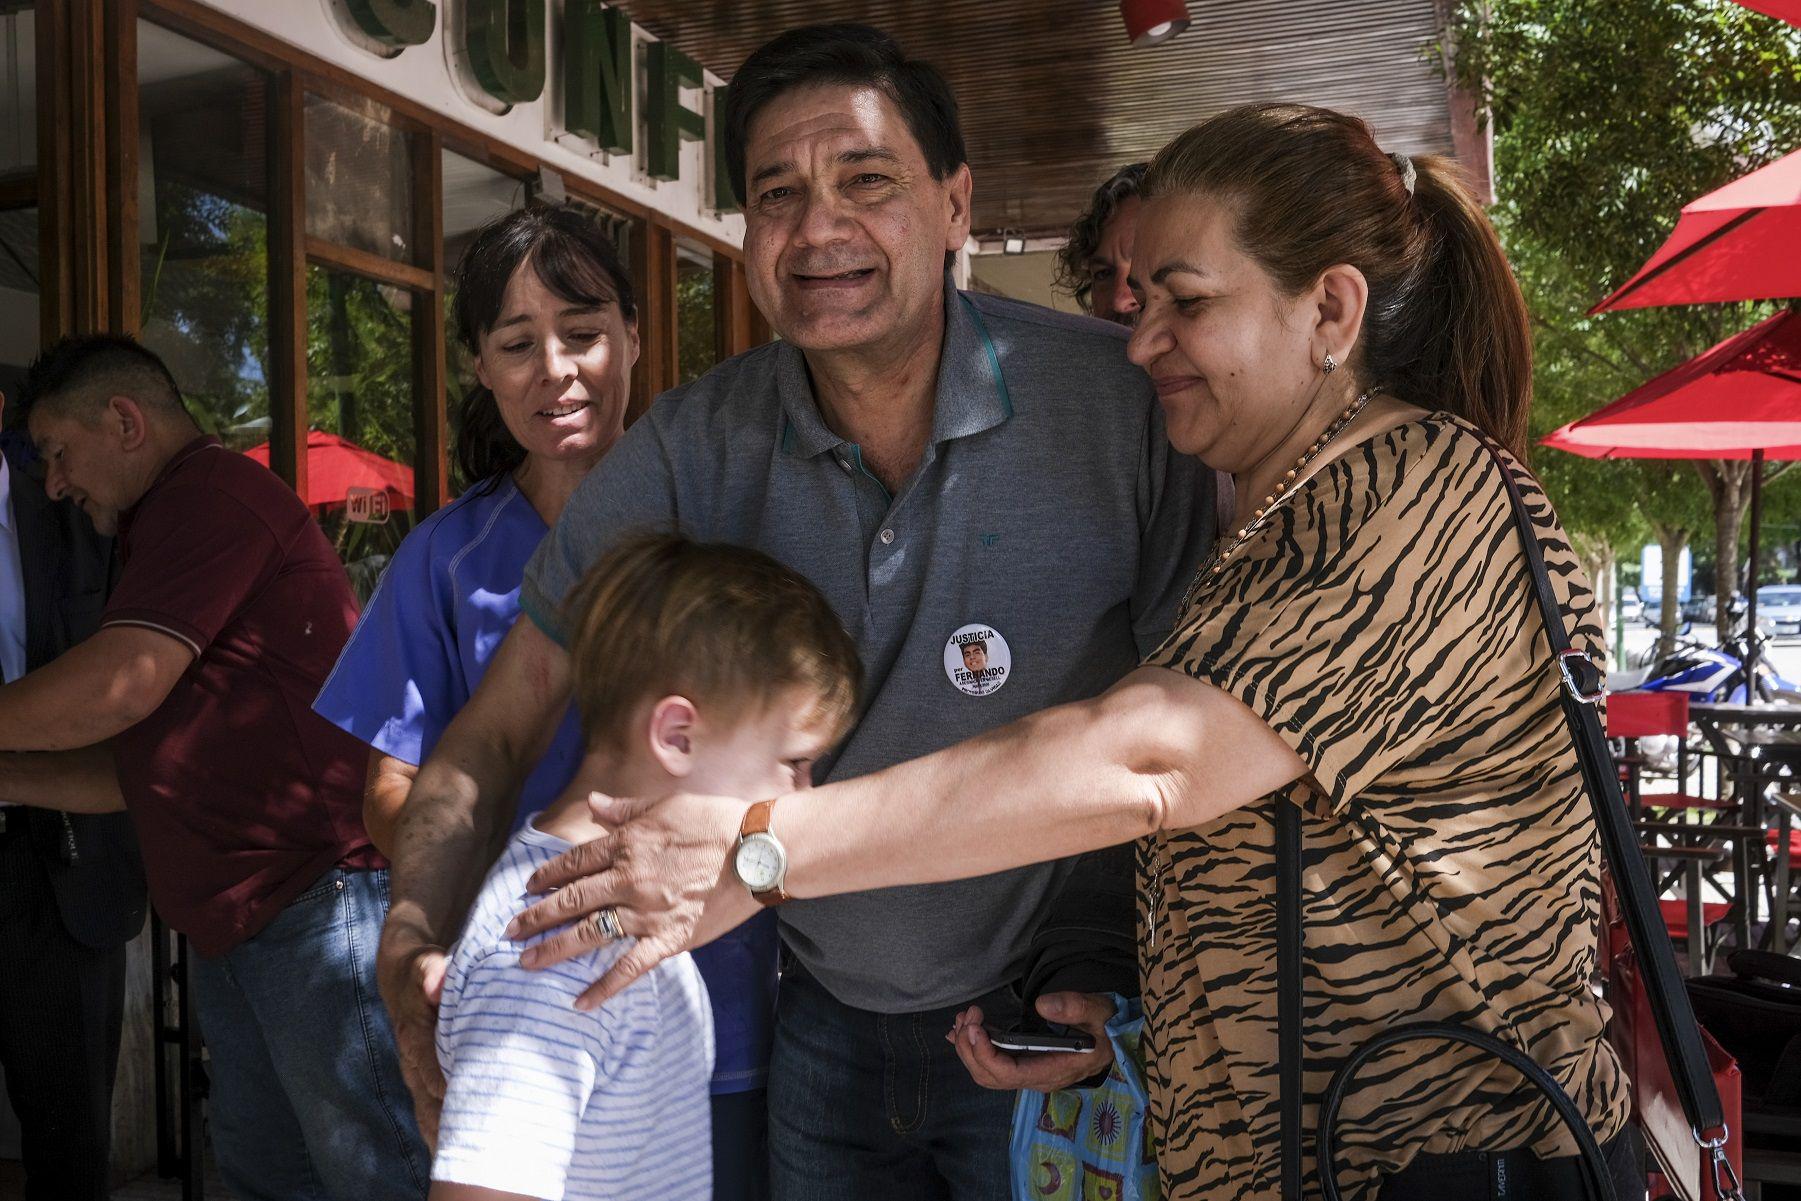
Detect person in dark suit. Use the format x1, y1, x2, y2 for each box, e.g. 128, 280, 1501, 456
0, 402, 146, 1201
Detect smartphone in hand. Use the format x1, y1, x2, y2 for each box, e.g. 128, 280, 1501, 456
987, 1026, 1095, 1054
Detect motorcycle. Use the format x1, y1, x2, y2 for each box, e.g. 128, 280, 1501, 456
1615, 597, 1801, 773
1631, 637, 1796, 703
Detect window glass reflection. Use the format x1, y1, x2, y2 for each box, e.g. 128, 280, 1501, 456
137, 21, 271, 450
306, 93, 417, 264
676, 239, 716, 385
306, 264, 418, 597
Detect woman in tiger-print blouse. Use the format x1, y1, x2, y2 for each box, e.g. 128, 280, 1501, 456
531, 103, 1635, 1200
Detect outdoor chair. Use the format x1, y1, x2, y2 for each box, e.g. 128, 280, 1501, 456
1609, 690, 1754, 973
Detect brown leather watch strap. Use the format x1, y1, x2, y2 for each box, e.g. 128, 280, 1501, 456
741, 798, 777, 838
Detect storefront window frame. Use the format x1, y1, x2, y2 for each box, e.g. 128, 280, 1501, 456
94, 0, 757, 522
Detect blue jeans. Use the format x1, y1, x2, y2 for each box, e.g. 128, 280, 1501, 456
190, 867, 429, 1201
768, 965, 1019, 1201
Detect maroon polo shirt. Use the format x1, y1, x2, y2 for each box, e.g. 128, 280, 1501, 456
103, 436, 382, 956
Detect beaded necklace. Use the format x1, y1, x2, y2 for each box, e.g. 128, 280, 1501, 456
1187, 386, 1381, 599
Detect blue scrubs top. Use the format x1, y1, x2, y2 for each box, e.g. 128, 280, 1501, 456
314, 474, 777, 1095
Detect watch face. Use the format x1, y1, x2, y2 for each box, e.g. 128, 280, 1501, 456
734, 834, 785, 892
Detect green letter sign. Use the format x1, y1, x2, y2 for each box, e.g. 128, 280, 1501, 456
564, 1, 632, 155
465, 0, 545, 106
712, 83, 739, 213
646, 40, 705, 182
342, 0, 436, 48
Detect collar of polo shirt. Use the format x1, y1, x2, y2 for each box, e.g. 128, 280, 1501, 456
776, 273, 1014, 461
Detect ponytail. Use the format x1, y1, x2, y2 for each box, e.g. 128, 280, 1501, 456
1396, 158, 1532, 457
1145, 105, 1533, 456
453, 381, 527, 496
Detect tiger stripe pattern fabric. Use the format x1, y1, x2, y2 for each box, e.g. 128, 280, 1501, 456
1138, 414, 1630, 1200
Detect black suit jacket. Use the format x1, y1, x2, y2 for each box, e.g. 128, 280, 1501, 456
8, 443, 147, 950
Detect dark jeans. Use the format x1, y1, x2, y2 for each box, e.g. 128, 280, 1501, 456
0, 825, 126, 1201
715, 1088, 771, 1201
191, 867, 430, 1201
768, 964, 1020, 1201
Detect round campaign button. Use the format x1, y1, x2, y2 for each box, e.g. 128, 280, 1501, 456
944, 623, 1011, 697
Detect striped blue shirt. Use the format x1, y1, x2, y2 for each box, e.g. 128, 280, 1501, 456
434, 821, 714, 1199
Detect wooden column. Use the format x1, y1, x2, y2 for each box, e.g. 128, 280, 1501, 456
412, 128, 448, 513
627, 218, 677, 426
37, 0, 112, 336
104, 0, 138, 332
268, 71, 309, 500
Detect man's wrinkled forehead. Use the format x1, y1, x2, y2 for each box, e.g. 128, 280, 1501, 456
26, 400, 81, 444
745, 85, 921, 181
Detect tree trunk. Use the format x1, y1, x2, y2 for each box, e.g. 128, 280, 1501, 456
1695, 460, 1753, 636
1596, 547, 1616, 670
1570, 534, 1617, 669
1655, 522, 1689, 660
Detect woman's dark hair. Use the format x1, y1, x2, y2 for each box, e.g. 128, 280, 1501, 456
1055, 162, 1147, 313
723, 23, 965, 206
1145, 104, 1532, 456
451, 204, 637, 492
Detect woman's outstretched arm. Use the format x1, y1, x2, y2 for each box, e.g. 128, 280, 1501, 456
511, 665, 1307, 1007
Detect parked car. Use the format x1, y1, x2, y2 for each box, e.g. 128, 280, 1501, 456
1757, 585, 1801, 642
1620, 588, 1645, 625
1682, 593, 1717, 625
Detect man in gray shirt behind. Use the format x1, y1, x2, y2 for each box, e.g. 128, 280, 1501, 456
380, 23, 1212, 1200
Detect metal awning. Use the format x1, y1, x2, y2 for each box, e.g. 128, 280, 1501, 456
611, 0, 1482, 239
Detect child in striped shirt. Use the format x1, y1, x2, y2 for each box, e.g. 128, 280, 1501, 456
428, 534, 862, 1201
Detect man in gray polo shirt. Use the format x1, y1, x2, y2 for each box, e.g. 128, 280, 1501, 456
380, 22, 1212, 1200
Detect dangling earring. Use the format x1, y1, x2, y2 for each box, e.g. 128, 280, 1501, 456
1321, 352, 1338, 376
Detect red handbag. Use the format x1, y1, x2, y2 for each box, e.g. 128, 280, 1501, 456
1601, 876, 1746, 1201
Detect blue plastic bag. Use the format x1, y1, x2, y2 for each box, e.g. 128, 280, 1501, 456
1009, 994, 1159, 1201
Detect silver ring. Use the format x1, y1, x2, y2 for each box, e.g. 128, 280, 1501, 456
589, 907, 625, 942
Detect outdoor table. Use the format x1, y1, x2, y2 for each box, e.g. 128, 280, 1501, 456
1687, 701, 1801, 956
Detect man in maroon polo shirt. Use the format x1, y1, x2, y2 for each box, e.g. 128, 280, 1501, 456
0, 335, 428, 1201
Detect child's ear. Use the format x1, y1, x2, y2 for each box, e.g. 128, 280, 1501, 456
645, 695, 699, 777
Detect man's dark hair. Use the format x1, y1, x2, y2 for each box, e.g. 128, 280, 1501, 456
1055, 163, 1148, 312
19, 333, 188, 425
724, 24, 966, 206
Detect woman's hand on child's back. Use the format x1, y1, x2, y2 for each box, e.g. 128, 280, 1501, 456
508, 788, 756, 1009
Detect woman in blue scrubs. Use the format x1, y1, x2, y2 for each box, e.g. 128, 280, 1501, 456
315, 205, 777, 1201
316, 205, 635, 852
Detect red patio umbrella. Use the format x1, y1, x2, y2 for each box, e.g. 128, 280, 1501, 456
1734, 0, 1801, 25
1545, 307, 1801, 677
1590, 147, 1801, 313
243, 428, 415, 509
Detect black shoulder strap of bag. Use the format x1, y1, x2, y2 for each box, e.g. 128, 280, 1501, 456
1276, 438, 1736, 1201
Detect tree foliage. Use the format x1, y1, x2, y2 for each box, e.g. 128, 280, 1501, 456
1452, 0, 1801, 635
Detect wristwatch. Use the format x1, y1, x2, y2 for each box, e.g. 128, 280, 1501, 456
733, 799, 790, 907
